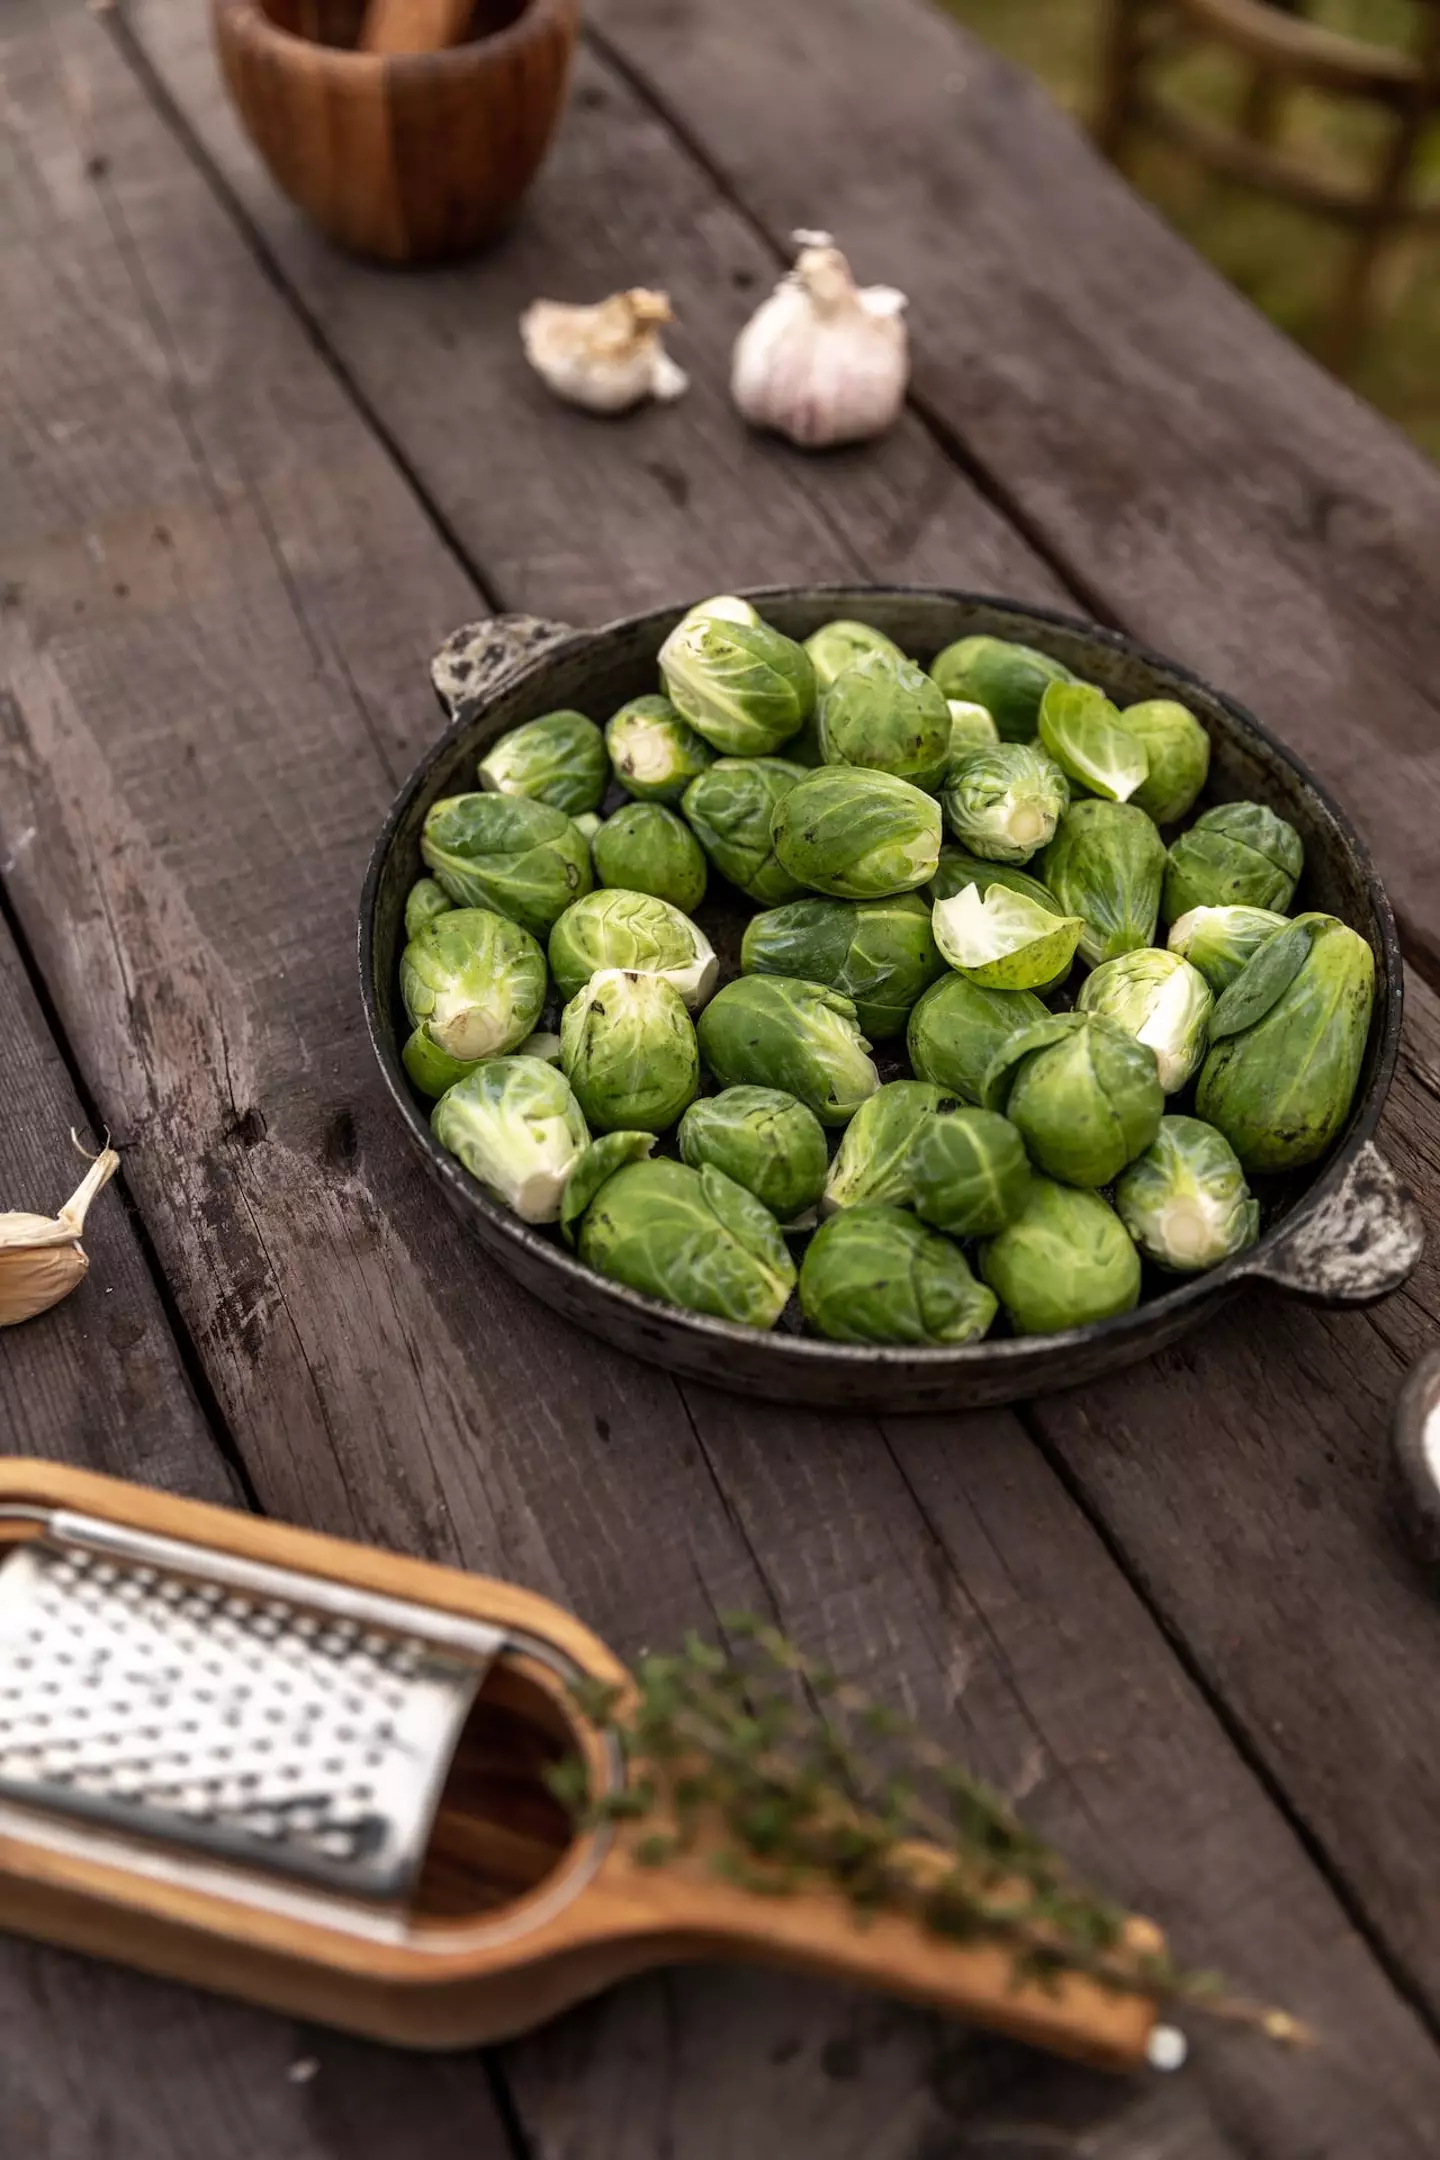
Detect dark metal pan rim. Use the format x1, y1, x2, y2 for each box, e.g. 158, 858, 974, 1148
358, 585, 1406, 1377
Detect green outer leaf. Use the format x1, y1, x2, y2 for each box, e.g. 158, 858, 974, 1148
906, 976, 1048, 1105
592, 803, 708, 914
978, 1014, 1086, 1113
930, 885, 1083, 992
421, 792, 594, 939
1162, 802, 1303, 923
803, 619, 904, 692
548, 888, 716, 1010
816, 651, 951, 791
1040, 799, 1166, 967
477, 709, 609, 817
909, 1107, 1032, 1238
682, 758, 808, 904
605, 695, 715, 804
561, 1131, 657, 1247
980, 1180, 1141, 1335
770, 768, 943, 899
1208, 914, 1324, 1040
697, 976, 879, 1128
404, 877, 453, 941
402, 1026, 479, 1101
1038, 682, 1148, 804
677, 1087, 829, 1223
1195, 920, 1374, 1171
1166, 904, 1289, 993
799, 1206, 996, 1346
998, 1018, 1164, 1187
658, 616, 815, 756
560, 970, 701, 1135
929, 636, 1073, 742
578, 1158, 795, 1329
1119, 699, 1210, 825
741, 893, 944, 1039
821, 1080, 947, 1215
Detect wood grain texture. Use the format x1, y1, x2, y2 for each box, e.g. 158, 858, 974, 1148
3, 2, 1440, 2154
213, 0, 579, 262
586, 0, 1440, 980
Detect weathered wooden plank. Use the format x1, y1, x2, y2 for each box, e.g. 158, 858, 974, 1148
123, 0, 1068, 623
5, 5, 1440, 2155
585, 0, 1440, 979
0, 894, 523, 2152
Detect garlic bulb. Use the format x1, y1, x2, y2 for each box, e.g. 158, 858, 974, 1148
521, 288, 688, 415
731, 232, 908, 450
0, 1138, 120, 1327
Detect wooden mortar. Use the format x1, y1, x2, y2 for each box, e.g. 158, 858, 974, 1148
212, 0, 579, 262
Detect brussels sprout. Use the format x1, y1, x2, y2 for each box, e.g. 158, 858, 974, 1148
909, 1105, 1032, 1237
931, 881, 1083, 992
929, 849, 1056, 910
561, 969, 701, 1134
432, 1056, 590, 1225
799, 1207, 997, 1346
740, 892, 944, 1038
605, 694, 715, 804
804, 619, 904, 692
678, 1086, 829, 1224
560, 1130, 656, 1248
681, 594, 761, 629
659, 615, 815, 756
1040, 799, 1166, 966
907, 974, 1047, 1104
945, 700, 1000, 764
516, 1029, 563, 1065
818, 651, 952, 792
1115, 1116, 1259, 1273
404, 876, 453, 941
984, 1013, 1163, 1187
1195, 913, 1374, 1171
942, 744, 1069, 865
1120, 699, 1210, 825
422, 793, 593, 939
821, 1080, 946, 1215
549, 889, 717, 1010
930, 635, 1074, 742
578, 1158, 796, 1330
402, 1026, 479, 1101
698, 977, 879, 1128
682, 757, 808, 905
573, 813, 602, 842
1163, 802, 1303, 923
980, 1180, 1140, 1335
400, 907, 547, 1062
477, 709, 608, 817
1075, 947, 1212, 1093
1167, 904, 1289, 994
1037, 682, 1148, 804
592, 804, 708, 914
770, 769, 943, 899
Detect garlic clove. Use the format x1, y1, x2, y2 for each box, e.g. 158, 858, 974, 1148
731, 232, 909, 451
521, 288, 689, 416
0, 1139, 120, 1327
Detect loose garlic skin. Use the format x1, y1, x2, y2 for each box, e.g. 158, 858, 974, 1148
731, 233, 908, 450
0, 1143, 120, 1327
521, 288, 689, 415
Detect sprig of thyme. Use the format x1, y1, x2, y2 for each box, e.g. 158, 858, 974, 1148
549, 1616, 1304, 2044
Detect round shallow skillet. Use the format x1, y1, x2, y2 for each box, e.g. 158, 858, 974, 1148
359, 588, 1423, 1411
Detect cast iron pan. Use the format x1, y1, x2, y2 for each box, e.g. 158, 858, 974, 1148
359, 589, 1423, 1409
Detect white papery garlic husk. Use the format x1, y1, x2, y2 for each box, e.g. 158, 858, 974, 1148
731, 232, 908, 450
0, 1137, 120, 1327
520, 288, 689, 414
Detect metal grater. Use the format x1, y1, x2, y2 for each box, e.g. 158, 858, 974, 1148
0, 1514, 504, 1906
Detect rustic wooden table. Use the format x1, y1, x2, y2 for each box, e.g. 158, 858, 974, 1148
3, 0, 1440, 2152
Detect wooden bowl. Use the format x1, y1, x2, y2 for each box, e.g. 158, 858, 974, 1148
212, 0, 579, 262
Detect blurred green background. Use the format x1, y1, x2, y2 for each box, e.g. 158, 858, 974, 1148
937, 0, 1440, 457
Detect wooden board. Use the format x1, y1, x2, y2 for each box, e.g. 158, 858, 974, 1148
2, 0, 1439, 2154
585, 0, 1440, 984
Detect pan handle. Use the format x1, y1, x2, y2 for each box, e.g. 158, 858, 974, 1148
1238, 1142, 1424, 1307
432, 614, 580, 719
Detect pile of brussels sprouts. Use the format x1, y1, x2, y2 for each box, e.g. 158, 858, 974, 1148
398, 596, 1375, 1346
